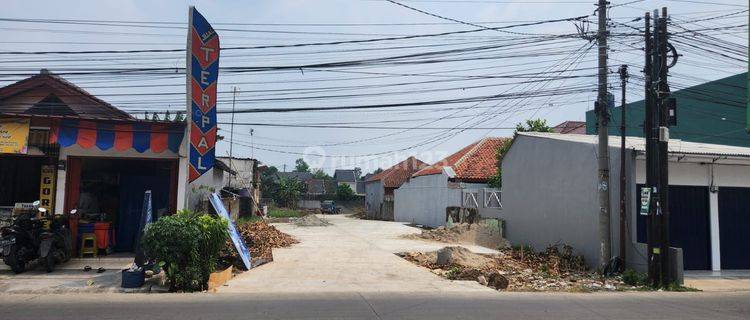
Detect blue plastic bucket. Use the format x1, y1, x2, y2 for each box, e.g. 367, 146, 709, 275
121, 269, 145, 288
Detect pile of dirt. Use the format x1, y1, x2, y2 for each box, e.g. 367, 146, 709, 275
345, 207, 368, 219
220, 221, 298, 269
294, 214, 330, 227
406, 223, 509, 249
398, 245, 623, 292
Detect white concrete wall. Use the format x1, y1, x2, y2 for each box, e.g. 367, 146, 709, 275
501, 135, 607, 268
217, 157, 255, 189
634, 158, 750, 187
365, 180, 384, 218
394, 173, 462, 228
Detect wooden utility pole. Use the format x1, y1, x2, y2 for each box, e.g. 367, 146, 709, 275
645, 7, 676, 287
596, 0, 612, 269
618, 64, 628, 266
643, 10, 658, 287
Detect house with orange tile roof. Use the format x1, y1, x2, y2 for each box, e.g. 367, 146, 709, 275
393, 137, 508, 227
364, 156, 428, 220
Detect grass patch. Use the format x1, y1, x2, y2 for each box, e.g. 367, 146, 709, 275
237, 215, 263, 225
268, 208, 302, 218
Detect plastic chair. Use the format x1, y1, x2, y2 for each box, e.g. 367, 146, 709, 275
79, 233, 97, 258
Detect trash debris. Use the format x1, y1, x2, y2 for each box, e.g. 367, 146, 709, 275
293, 214, 331, 227
219, 220, 298, 270
406, 222, 510, 249
398, 244, 625, 292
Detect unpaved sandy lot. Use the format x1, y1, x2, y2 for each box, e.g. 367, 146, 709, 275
220, 214, 497, 293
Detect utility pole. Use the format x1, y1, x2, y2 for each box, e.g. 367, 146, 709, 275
228, 86, 238, 186
250, 128, 255, 160
643, 10, 658, 287
645, 7, 676, 287
656, 6, 672, 286
618, 64, 628, 266
595, 0, 612, 270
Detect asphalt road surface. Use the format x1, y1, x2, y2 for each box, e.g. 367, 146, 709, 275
2, 291, 749, 319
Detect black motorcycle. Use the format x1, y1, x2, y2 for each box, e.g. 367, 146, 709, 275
0, 205, 72, 273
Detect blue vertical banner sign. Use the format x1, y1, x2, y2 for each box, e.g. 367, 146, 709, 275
209, 193, 252, 270
186, 7, 219, 183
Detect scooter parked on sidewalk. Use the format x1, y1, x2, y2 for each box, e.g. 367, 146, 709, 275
0, 202, 72, 273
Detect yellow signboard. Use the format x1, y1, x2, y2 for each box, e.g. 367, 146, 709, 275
40, 165, 56, 214
0, 118, 31, 154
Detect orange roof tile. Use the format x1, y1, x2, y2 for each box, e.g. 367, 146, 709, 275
367, 156, 428, 188
412, 137, 509, 182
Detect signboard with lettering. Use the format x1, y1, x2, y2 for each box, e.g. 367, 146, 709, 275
186, 7, 219, 183
639, 187, 652, 216
0, 118, 30, 154
39, 165, 56, 213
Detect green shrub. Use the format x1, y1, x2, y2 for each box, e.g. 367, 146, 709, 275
142, 210, 228, 292
268, 208, 301, 218
621, 269, 648, 286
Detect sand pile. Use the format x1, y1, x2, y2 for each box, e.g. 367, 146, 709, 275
407, 223, 509, 249
294, 214, 331, 227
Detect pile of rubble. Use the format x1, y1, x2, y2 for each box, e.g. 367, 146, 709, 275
220, 221, 298, 269
406, 223, 510, 249
294, 214, 330, 227
398, 245, 624, 292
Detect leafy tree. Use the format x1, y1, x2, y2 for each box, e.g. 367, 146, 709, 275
371, 168, 383, 175
353, 167, 362, 180
294, 158, 310, 173
275, 177, 305, 208
312, 168, 331, 180
335, 183, 355, 200
488, 119, 552, 188
260, 166, 280, 199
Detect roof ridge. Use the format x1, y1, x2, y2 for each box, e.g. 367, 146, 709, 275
453, 137, 494, 168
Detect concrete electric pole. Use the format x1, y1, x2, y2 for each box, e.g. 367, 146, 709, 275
618, 64, 628, 266
596, 0, 612, 270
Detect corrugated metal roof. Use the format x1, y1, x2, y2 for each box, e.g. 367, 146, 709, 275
518, 132, 750, 158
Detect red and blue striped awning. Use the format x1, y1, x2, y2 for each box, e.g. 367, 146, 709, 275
50, 119, 184, 153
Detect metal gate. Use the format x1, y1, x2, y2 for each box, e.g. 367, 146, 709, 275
718, 187, 750, 269
636, 185, 711, 270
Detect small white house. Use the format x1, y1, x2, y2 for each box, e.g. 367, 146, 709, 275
394, 137, 506, 227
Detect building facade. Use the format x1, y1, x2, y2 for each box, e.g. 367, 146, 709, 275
501, 132, 750, 271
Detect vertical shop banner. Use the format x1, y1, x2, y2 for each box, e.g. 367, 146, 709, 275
209, 193, 252, 270
0, 118, 30, 154
39, 165, 56, 213
186, 7, 219, 183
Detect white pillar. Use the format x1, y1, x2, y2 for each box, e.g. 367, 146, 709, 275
54, 152, 68, 215
54, 168, 66, 215
709, 188, 721, 271
176, 156, 188, 211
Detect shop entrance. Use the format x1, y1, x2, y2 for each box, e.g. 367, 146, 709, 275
0, 156, 46, 207
66, 157, 177, 253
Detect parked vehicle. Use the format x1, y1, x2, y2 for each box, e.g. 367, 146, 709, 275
320, 200, 340, 214
0, 203, 72, 273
